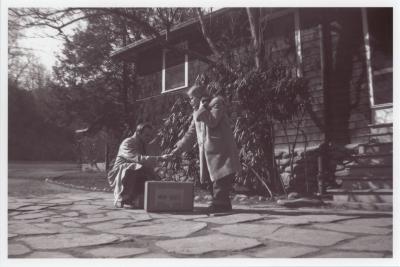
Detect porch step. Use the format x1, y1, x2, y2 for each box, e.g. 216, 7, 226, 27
358, 142, 392, 155
328, 139, 392, 208
369, 122, 392, 134
368, 133, 393, 143
368, 123, 393, 143
335, 165, 392, 177
368, 123, 393, 134
335, 176, 392, 190
327, 189, 392, 204
325, 200, 392, 211
353, 153, 392, 165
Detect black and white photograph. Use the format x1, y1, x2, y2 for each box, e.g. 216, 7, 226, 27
1, 0, 398, 266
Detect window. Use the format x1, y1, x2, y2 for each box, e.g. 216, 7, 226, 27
363, 8, 393, 106
262, 9, 302, 77
162, 42, 188, 93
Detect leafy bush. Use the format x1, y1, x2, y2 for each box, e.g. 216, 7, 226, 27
157, 95, 202, 185
157, 64, 310, 196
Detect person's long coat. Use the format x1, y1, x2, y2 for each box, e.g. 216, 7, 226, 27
107, 133, 158, 205
175, 96, 241, 183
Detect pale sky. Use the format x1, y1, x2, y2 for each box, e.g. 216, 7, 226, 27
19, 27, 64, 71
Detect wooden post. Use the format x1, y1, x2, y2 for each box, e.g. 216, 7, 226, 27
105, 142, 109, 171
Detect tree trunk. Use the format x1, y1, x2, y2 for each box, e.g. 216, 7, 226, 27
121, 21, 129, 116
246, 8, 261, 70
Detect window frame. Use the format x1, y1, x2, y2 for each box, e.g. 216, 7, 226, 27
361, 8, 393, 108
161, 43, 189, 94
261, 8, 303, 77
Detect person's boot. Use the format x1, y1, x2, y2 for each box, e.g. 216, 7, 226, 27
207, 202, 232, 213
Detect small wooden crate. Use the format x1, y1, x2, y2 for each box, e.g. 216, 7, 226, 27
144, 181, 194, 212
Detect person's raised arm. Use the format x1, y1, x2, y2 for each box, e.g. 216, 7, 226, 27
194, 96, 225, 128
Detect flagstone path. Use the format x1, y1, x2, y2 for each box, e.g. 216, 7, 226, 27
8, 191, 393, 258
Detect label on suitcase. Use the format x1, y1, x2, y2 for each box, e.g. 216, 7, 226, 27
144, 181, 194, 212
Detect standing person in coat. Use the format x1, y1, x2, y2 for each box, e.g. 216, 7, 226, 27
170, 84, 241, 212
108, 123, 169, 208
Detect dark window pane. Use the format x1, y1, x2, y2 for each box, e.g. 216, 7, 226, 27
164, 49, 186, 91
367, 8, 393, 104
373, 72, 392, 105
264, 14, 296, 66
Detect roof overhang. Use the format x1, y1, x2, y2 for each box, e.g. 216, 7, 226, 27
110, 8, 230, 61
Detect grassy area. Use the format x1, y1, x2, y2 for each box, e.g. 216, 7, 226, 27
51, 171, 273, 205
52, 171, 217, 199
52, 171, 112, 192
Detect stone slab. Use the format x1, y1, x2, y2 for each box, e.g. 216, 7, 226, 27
266, 227, 353, 246
49, 217, 79, 223
20, 233, 119, 250
62, 222, 82, 228
111, 219, 141, 225
214, 223, 281, 239
80, 217, 114, 224
336, 235, 392, 252
8, 244, 31, 256
12, 211, 55, 220
71, 204, 104, 214
136, 253, 173, 258
105, 211, 151, 220
224, 254, 250, 258
8, 203, 30, 210
32, 223, 89, 234
92, 213, 107, 218
317, 251, 384, 258
265, 215, 357, 226
252, 246, 320, 258
164, 214, 209, 220
341, 218, 392, 228
8, 211, 21, 216
87, 222, 124, 231
9, 223, 59, 235
195, 213, 264, 224
156, 234, 262, 255
41, 199, 74, 205
97, 213, 152, 224
63, 211, 80, 217
107, 221, 207, 238
26, 252, 74, 258
16, 205, 52, 211
312, 223, 392, 235
84, 246, 149, 258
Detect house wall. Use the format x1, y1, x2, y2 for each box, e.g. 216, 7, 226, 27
273, 10, 325, 151
135, 56, 208, 127
132, 8, 373, 153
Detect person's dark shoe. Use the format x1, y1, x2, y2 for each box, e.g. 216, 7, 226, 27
207, 203, 232, 213
125, 195, 144, 209
114, 200, 126, 208
114, 201, 123, 208
123, 203, 138, 209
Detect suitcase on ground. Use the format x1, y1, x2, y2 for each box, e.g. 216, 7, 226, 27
144, 181, 194, 212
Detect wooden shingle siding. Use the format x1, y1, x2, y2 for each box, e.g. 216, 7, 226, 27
272, 20, 325, 150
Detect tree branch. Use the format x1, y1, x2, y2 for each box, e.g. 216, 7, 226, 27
195, 8, 221, 58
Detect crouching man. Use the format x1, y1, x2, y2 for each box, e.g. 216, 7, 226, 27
108, 123, 169, 208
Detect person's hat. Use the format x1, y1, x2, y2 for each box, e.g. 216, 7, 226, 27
186, 84, 207, 98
